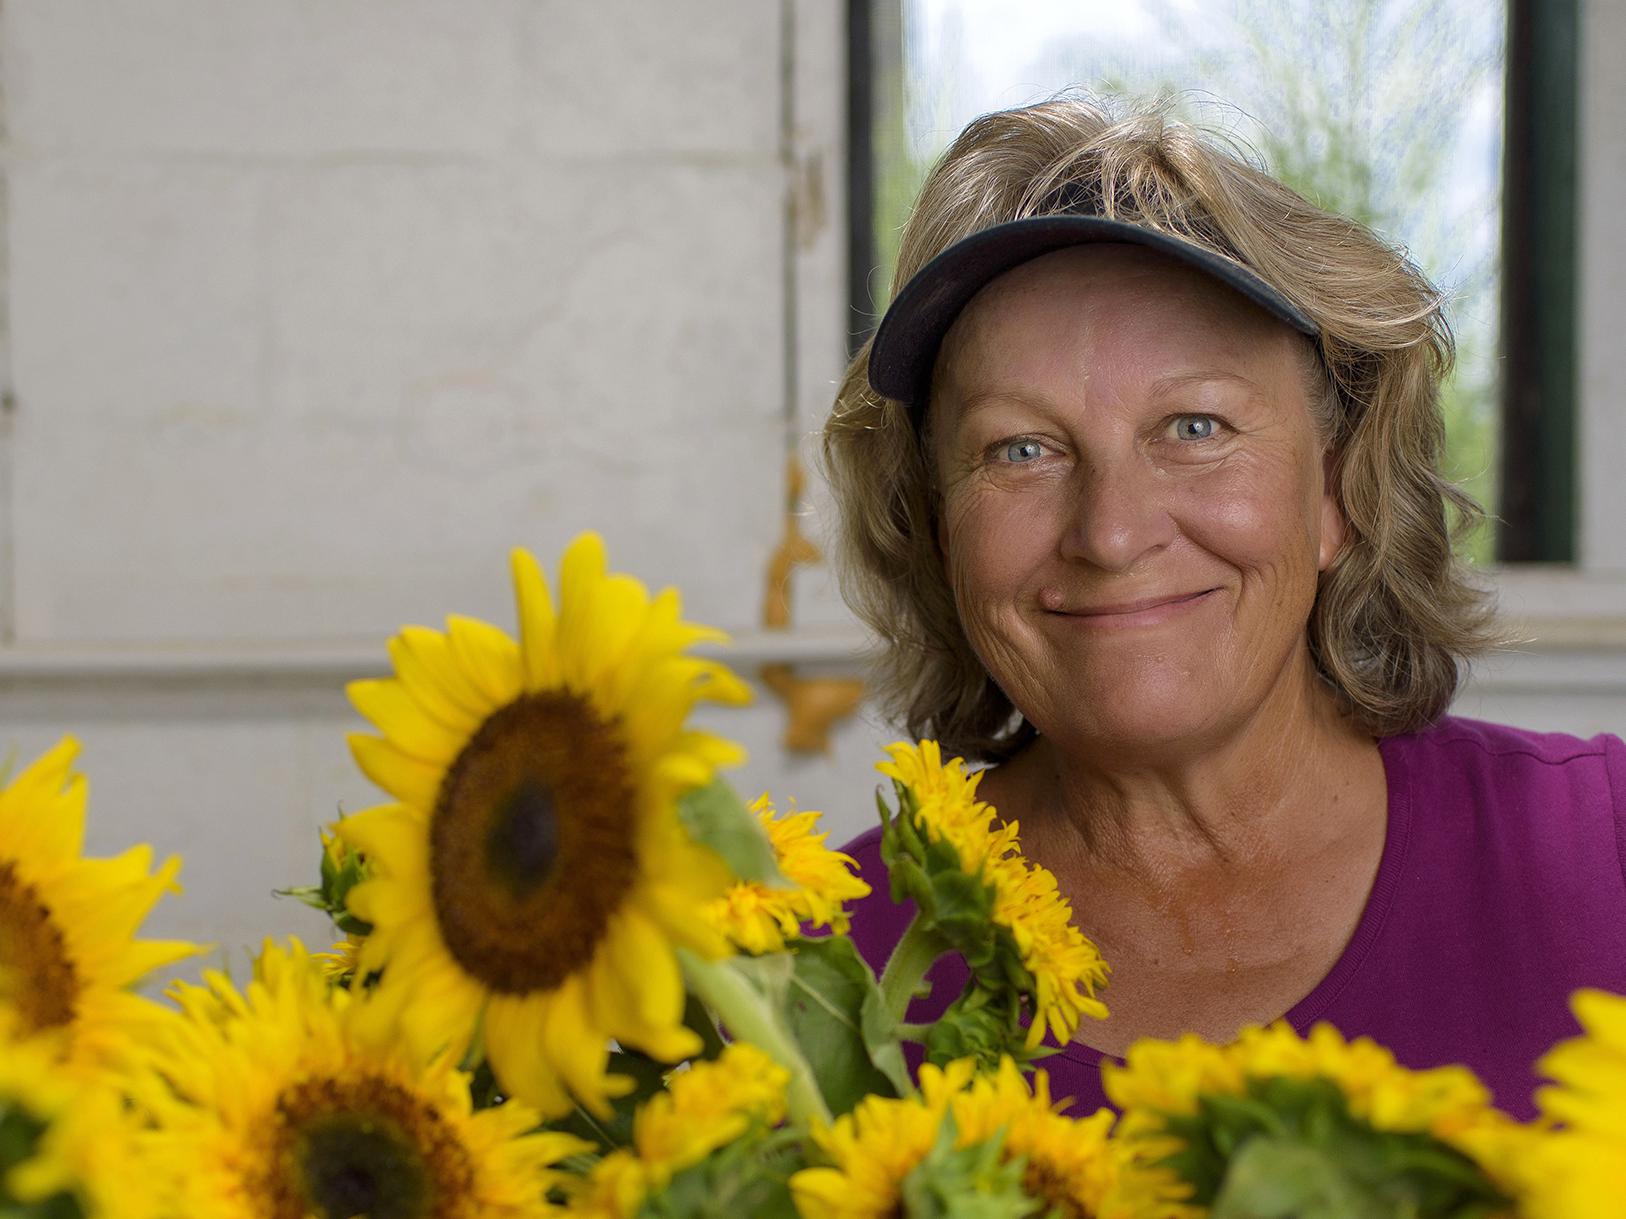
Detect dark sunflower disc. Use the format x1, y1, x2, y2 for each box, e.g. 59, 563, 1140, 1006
269, 1074, 474, 1219
428, 691, 639, 994
0, 861, 79, 1032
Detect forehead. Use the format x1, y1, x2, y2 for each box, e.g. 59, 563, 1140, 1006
931, 243, 1304, 407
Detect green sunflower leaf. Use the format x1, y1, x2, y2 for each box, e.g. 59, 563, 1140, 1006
677, 780, 787, 886
793, 936, 911, 1109
733, 937, 908, 1116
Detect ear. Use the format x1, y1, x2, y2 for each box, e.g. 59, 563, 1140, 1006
1317, 449, 1348, 572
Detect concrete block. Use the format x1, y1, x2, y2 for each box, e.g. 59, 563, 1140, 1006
3, 0, 524, 157
520, 0, 781, 158
12, 408, 783, 643
12, 154, 788, 643
9, 162, 264, 427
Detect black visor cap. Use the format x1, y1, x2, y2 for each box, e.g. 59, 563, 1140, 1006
866, 214, 1319, 408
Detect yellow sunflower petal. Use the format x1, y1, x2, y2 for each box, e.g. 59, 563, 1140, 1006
879, 740, 1109, 1046
484, 993, 577, 1118
348, 678, 468, 764
395, 626, 490, 720
348, 735, 444, 811
557, 530, 609, 623
511, 547, 560, 691
564, 572, 650, 698
0, 738, 87, 867
445, 614, 523, 708
336, 803, 430, 877
621, 908, 688, 1018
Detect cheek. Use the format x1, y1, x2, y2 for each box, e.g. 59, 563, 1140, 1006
939, 487, 1057, 668
941, 487, 1050, 605
1175, 460, 1324, 594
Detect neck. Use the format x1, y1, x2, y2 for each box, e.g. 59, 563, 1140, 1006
1005, 656, 1378, 880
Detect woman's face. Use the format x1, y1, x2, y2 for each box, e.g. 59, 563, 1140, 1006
929, 244, 1345, 756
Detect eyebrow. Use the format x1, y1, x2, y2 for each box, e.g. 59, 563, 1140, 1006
948, 369, 1260, 419
1145, 369, 1264, 396
949, 387, 1062, 418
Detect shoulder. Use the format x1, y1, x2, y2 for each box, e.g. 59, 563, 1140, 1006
1381, 713, 1626, 889
1395, 714, 1623, 769
1385, 714, 1624, 811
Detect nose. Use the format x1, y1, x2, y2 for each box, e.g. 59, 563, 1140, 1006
1057, 453, 1177, 572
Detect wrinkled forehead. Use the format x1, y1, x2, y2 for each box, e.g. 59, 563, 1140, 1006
923, 245, 1326, 443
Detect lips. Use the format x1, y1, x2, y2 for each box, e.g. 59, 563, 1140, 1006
1052, 588, 1218, 618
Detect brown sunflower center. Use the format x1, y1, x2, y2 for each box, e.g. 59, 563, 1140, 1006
484, 778, 560, 898
1022, 1159, 1092, 1219
429, 691, 638, 994
268, 1074, 474, 1219
0, 861, 79, 1034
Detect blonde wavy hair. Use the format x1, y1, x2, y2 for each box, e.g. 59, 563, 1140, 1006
823, 96, 1498, 763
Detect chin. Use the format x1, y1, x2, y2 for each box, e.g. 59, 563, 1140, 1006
1064, 706, 1227, 756
1034, 665, 1235, 755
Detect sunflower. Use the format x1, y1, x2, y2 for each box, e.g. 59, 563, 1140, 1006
572, 1042, 790, 1218
1104, 1022, 1530, 1216
338, 534, 752, 1116
0, 736, 199, 1075
1522, 989, 1626, 1219
314, 933, 367, 985
141, 938, 588, 1219
792, 1056, 1121, 1219
789, 1059, 973, 1219
949, 1057, 1124, 1219
703, 795, 871, 954
878, 740, 1109, 1049
0, 1018, 159, 1219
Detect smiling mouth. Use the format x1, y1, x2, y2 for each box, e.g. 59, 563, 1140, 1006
1051, 588, 1220, 621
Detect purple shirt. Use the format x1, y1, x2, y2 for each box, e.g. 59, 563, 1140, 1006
842, 716, 1626, 1119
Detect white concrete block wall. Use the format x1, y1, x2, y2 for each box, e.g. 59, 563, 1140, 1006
16, 157, 788, 640
0, 0, 897, 965
6, 2, 525, 158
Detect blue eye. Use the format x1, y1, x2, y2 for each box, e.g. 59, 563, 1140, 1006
1003, 438, 1045, 463
1173, 415, 1217, 441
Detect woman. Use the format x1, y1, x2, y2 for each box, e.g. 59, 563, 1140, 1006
825, 98, 1626, 1120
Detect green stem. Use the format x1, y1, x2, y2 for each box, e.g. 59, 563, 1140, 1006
678, 949, 833, 1128
879, 912, 949, 1025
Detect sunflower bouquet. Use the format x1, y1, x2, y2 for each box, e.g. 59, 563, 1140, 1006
0, 534, 1621, 1218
